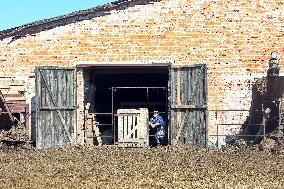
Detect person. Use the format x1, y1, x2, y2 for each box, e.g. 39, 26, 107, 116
149, 111, 165, 146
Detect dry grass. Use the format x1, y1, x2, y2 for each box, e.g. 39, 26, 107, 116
0, 146, 283, 189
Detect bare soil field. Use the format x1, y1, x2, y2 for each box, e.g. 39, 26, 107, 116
0, 146, 283, 189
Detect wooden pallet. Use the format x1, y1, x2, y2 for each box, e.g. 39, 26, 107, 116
117, 108, 149, 147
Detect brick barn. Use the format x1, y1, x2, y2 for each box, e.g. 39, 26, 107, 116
0, 0, 283, 148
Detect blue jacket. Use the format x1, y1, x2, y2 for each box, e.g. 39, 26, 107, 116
149, 116, 164, 128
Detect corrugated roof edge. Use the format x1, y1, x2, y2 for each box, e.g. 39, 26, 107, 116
0, 0, 161, 41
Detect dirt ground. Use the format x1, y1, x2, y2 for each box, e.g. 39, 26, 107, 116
0, 146, 283, 189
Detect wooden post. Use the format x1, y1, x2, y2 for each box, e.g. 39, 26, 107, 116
176, 69, 181, 106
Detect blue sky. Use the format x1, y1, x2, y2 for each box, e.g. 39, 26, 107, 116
0, 0, 115, 31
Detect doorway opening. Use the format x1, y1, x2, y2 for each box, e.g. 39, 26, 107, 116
83, 65, 169, 146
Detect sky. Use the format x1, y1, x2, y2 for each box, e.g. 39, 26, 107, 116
0, 0, 115, 31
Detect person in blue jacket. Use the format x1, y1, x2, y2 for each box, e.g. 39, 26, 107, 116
149, 111, 165, 146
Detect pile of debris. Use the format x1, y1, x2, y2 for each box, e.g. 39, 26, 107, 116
0, 123, 32, 149
225, 128, 284, 154
258, 128, 284, 153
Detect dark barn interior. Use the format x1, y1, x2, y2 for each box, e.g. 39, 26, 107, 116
83, 65, 169, 145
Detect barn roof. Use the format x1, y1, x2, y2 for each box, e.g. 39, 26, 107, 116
0, 0, 161, 41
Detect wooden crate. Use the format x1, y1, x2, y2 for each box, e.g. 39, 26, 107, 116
117, 108, 149, 147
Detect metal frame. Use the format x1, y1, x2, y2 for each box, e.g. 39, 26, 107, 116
207, 109, 268, 147
111, 86, 167, 144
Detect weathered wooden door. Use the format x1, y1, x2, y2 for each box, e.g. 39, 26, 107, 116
169, 64, 207, 147
36, 67, 76, 148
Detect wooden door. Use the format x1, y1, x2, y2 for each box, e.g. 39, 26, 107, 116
36, 67, 76, 148
169, 64, 208, 147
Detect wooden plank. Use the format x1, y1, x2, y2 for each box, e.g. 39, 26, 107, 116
39, 107, 75, 110
1, 91, 26, 104
169, 71, 174, 144
2, 93, 24, 97
7, 104, 26, 113
117, 142, 148, 148
129, 115, 134, 139
65, 70, 70, 108
183, 68, 189, 105
0, 82, 25, 90
189, 67, 202, 104
6, 100, 26, 104
123, 115, 127, 142
171, 64, 204, 69
173, 111, 187, 145
171, 105, 207, 109
176, 70, 181, 106
118, 116, 123, 142
45, 109, 52, 147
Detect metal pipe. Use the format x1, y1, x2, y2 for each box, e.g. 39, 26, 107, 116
114, 113, 140, 116
93, 113, 112, 115
217, 123, 265, 126
89, 136, 114, 138
216, 124, 219, 147
263, 119, 266, 141
209, 134, 266, 137
0, 112, 13, 114
146, 88, 148, 102
208, 109, 251, 112
215, 110, 218, 147
149, 111, 166, 114
112, 87, 115, 144
113, 87, 166, 89
205, 110, 208, 148
165, 83, 169, 145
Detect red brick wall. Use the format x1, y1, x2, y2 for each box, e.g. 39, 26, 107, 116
0, 0, 283, 145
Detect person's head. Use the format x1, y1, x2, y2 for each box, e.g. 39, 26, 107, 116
153, 111, 159, 118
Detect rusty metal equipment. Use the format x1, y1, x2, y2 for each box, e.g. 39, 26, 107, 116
208, 83, 284, 147
209, 54, 284, 147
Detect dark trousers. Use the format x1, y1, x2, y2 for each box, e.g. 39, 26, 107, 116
154, 133, 164, 145
150, 127, 164, 146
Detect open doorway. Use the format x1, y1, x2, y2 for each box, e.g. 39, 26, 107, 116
83, 65, 169, 146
